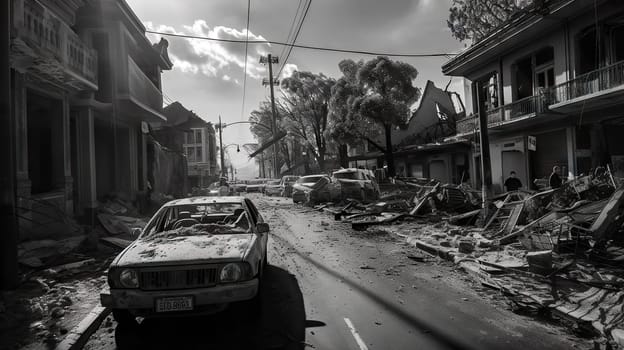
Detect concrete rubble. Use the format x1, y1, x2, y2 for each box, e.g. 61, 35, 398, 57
314, 173, 624, 348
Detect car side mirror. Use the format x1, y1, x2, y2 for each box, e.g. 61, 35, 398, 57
131, 227, 142, 237
257, 222, 270, 234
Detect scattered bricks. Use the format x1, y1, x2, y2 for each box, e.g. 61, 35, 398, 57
526, 250, 553, 275
458, 239, 475, 254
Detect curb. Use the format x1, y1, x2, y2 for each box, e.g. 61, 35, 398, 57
55, 306, 111, 350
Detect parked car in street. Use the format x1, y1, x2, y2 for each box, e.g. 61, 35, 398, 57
292, 174, 341, 205
207, 179, 230, 196
230, 183, 247, 193
332, 168, 380, 201
101, 196, 269, 324
280, 175, 300, 197
246, 179, 266, 193
264, 179, 283, 196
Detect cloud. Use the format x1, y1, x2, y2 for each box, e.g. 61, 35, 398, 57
280, 63, 298, 79
145, 20, 270, 80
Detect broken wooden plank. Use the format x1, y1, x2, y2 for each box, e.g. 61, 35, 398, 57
590, 186, 624, 241
409, 183, 439, 215
47, 258, 96, 273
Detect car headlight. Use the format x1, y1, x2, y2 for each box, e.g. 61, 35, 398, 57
119, 269, 139, 288
220, 263, 242, 283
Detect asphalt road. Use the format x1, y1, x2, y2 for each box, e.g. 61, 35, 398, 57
84, 194, 586, 350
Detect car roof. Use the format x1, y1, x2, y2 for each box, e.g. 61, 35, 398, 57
301, 174, 326, 179
164, 196, 246, 206
333, 168, 360, 174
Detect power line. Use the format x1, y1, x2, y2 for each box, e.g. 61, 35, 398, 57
278, 0, 305, 63
277, 0, 312, 78
241, 0, 251, 121
145, 30, 458, 58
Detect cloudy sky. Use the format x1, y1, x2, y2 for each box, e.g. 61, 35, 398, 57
128, 0, 466, 177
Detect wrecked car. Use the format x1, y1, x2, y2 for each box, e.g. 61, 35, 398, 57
101, 196, 269, 324
264, 179, 283, 197
281, 175, 300, 197
332, 168, 380, 201
292, 174, 341, 205
246, 179, 266, 193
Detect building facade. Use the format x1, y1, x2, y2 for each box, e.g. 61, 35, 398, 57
9, 0, 171, 237
158, 102, 218, 189
347, 80, 469, 183
444, 0, 624, 193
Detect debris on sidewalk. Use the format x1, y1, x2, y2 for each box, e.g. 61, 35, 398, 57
317, 170, 624, 347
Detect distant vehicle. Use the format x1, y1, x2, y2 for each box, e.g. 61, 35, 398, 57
101, 196, 269, 325
230, 183, 247, 193
264, 179, 283, 197
332, 168, 380, 201
207, 181, 229, 196
292, 175, 341, 205
246, 179, 267, 193
280, 175, 300, 197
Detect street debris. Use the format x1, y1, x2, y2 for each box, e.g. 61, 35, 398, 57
313, 171, 624, 347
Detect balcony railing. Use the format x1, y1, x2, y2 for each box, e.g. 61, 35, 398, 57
548, 60, 624, 105
456, 95, 545, 134
15, 0, 97, 86
128, 57, 163, 112
486, 94, 545, 125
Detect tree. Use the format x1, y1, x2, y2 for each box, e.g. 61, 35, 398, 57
328, 56, 420, 177
280, 71, 335, 172
249, 102, 289, 177
447, 0, 546, 43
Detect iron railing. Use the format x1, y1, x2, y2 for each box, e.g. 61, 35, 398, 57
548, 60, 624, 104
17, 0, 98, 84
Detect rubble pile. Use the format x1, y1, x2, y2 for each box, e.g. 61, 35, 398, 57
320, 173, 624, 348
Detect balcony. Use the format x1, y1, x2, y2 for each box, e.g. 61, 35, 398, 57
11, 0, 98, 90
455, 95, 549, 135
548, 60, 624, 113
118, 57, 166, 122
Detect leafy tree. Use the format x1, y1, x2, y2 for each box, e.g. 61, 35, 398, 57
280, 71, 335, 172
447, 0, 544, 43
328, 56, 420, 177
249, 102, 289, 177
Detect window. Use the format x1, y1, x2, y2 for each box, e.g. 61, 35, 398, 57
184, 128, 205, 164
475, 72, 499, 113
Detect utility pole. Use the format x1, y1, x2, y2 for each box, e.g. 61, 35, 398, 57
218, 115, 225, 179
260, 54, 280, 179
1, 0, 19, 289
476, 82, 493, 215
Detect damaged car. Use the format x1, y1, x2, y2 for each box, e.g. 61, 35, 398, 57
264, 179, 283, 197
100, 196, 269, 324
292, 174, 341, 205
332, 168, 380, 201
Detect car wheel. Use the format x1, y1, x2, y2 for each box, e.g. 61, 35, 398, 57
112, 309, 136, 326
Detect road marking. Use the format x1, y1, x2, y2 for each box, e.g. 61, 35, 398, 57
343, 317, 369, 350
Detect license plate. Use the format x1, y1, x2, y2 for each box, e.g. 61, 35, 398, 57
155, 296, 193, 313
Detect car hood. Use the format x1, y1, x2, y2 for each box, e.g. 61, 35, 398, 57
115, 233, 256, 267
292, 183, 314, 191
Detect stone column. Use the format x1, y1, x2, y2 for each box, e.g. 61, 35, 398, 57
12, 72, 30, 199
75, 107, 98, 217
61, 96, 73, 213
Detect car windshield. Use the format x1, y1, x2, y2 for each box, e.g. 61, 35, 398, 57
268, 180, 281, 185
334, 171, 361, 180
249, 180, 264, 185
298, 176, 323, 184
142, 202, 250, 238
